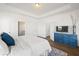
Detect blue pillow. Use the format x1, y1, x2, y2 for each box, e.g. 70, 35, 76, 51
1, 32, 15, 46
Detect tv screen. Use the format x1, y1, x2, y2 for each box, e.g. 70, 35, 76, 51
56, 26, 68, 32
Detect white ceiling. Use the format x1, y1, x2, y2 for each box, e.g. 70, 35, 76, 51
5, 3, 68, 16
1, 3, 79, 18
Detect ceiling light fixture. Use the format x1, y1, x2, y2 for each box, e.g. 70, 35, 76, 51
35, 3, 40, 8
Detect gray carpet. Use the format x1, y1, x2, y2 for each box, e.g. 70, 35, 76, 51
48, 47, 68, 56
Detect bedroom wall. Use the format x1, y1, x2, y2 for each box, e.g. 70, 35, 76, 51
37, 9, 79, 46
0, 5, 37, 40
35, 23, 47, 37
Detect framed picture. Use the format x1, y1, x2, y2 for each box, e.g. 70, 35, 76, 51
18, 21, 25, 36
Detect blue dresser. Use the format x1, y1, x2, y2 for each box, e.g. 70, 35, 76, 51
54, 33, 77, 48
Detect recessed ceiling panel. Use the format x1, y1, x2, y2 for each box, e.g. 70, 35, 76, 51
5, 3, 68, 16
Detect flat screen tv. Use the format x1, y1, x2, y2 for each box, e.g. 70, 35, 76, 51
56, 26, 68, 32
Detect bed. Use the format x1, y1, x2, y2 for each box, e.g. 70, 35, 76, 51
8, 34, 52, 56
20, 35, 51, 56
8, 37, 31, 56
0, 33, 51, 56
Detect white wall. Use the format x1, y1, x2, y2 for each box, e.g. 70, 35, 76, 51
0, 6, 37, 40
36, 23, 47, 37
37, 9, 79, 46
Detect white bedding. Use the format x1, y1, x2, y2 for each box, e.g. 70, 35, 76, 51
9, 35, 51, 56
9, 39, 32, 56
25, 35, 51, 56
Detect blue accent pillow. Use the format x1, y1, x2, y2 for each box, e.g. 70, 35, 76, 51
1, 32, 15, 46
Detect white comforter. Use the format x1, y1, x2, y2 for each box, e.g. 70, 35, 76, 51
9, 35, 51, 56
24, 35, 51, 56
9, 38, 32, 56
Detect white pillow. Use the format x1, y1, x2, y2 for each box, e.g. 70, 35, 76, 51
0, 38, 9, 56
